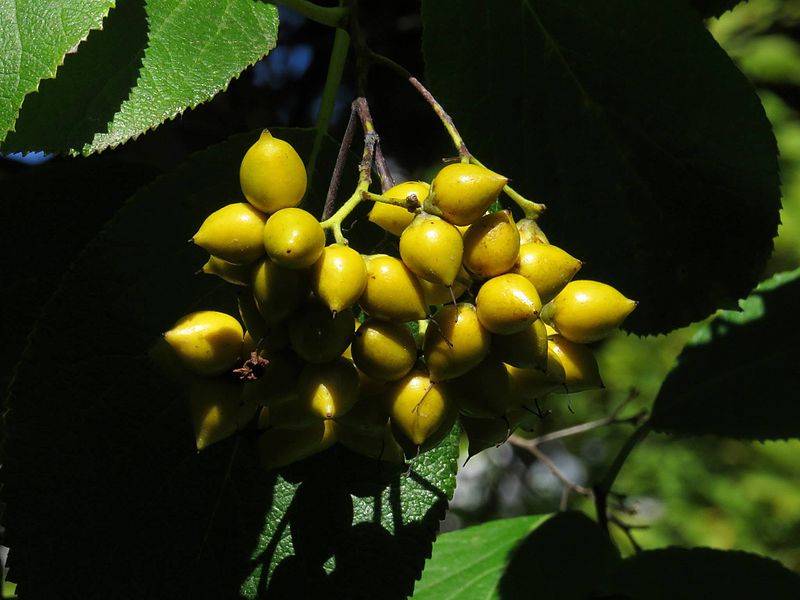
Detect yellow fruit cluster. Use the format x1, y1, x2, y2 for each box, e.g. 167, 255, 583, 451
159, 130, 637, 469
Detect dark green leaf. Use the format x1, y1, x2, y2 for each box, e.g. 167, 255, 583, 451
689, 0, 744, 19
607, 547, 800, 599
2, 129, 460, 599
414, 512, 619, 599
651, 268, 800, 440
422, 0, 780, 335
2, 0, 278, 156
0, 0, 115, 141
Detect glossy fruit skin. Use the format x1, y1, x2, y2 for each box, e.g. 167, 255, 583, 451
163, 310, 244, 376
251, 257, 306, 324
462, 210, 520, 278
448, 356, 513, 418
351, 319, 417, 382
192, 203, 267, 264
258, 419, 337, 471
427, 163, 508, 226
542, 280, 637, 343
368, 181, 429, 236
548, 335, 603, 393
516, 218, 549, 244
296, 357, 361, 421
288, 304, 355, 363
263, 207, 325, 269
419, 267, 471, 305
388, 371, 455, 448
424, 303, 491, 382
490, 318, 548, 370
513, 242, 582, 303
399, 213, 464, 286
238, 292, 290, 351
310, 244, 367, 313
475, 273, 542, 335
201, 256, 252, 286
188, 377, 256, 450
240, 130, 307, 213
359, 255, 428, 321
505, 357, 566, 401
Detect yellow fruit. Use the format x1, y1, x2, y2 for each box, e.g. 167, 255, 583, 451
258, 419, 337, 471
447, 356, 514, 418
475, 273, 542, 335
351, 319, 417, 382
426, 163, 508, 226
240, 350, 303, 407
335, 424, 405, 464
506, 352, 567, 401
423, 303, 491, 382
296, 357, 361, 421
163, 310, 244, 376
238, 292, 290, 351
368, 181, 430, 235
516, 218, 549, 244
513, 243, 583, 303
240, 130, 307, 213
490, 318, 548, 370
288, 304, 355, 363
388, 371, 455, 448
399, 213, 464, 286
188, 377, 257, 451
418, 266, 471, 305
462, 210, 520, 278
191, 202, 267, 264
542, 280, 637, 343
251, 257, 306, 324
360, 255, 428, 321
310, 244, 367, 313
548, 335, 604, 393
334, 371, 391, 436
201, 255, 252, 286
263, 207, 325, 269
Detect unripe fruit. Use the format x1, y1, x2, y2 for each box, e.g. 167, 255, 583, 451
542, 280, 637, 343
296, 357, 361, 421
424, 303, 491, 382
490, 318, 548, 370
251, 257, 306, 324
548, 335, 604, 393
462, 210, 520, 278
459, 414, 510, 458
310, 244, 367, 313
448, 356, 514, 418
288, 304, 355, 363
368, 181, 430, 236
399, 213, 464, 286
351, 319, 417, 382
388, 371, 456, 449
513, 243, 582, 303
426, 163, 508, 226
336, 424, 405, 464
191, 203, 267, 264
240, 130, 307, 213
201, 256, 252, 286
418, 267, 471, 305
258, 419, 337, 471
263, 207, 325, 269
360, 255, 428, 321
163, 310, 244, 376
516, 218, 549, 245
241, 350, 303, 407
475, 273, 542, 335
188, 377, 257, 451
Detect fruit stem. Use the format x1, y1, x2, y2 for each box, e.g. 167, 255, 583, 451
308, 26, 351, 188
277, 0, 349, 28
469, 156, 547, 219
361, 190, 420, 211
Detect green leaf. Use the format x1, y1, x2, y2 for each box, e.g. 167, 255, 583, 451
422, 0, 780, 335
651, 268, 800, 440
414, 512, 619, 599
0, 0, 115, 142
689, 0, 744, 19
2, 129, 460, 599
607, 547, 800, 599
1, 0, 278, 156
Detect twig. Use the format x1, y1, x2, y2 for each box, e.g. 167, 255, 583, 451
608, 515, 647, 553
323, 106, 357, 220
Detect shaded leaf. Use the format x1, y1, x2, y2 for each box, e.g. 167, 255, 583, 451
607, 547, 800, 599
2, 0, 278, 156
0, 0, 115, 141
651, 268, 800, 440
2, 129, 460, 599
422, 0, 780, 335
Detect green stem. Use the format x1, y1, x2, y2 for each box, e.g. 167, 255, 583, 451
361, 190, 420, 210
307, 27, 350, 187
277, 0, 349, 28
320, 179, 370, 243
469, 156, 547, 219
